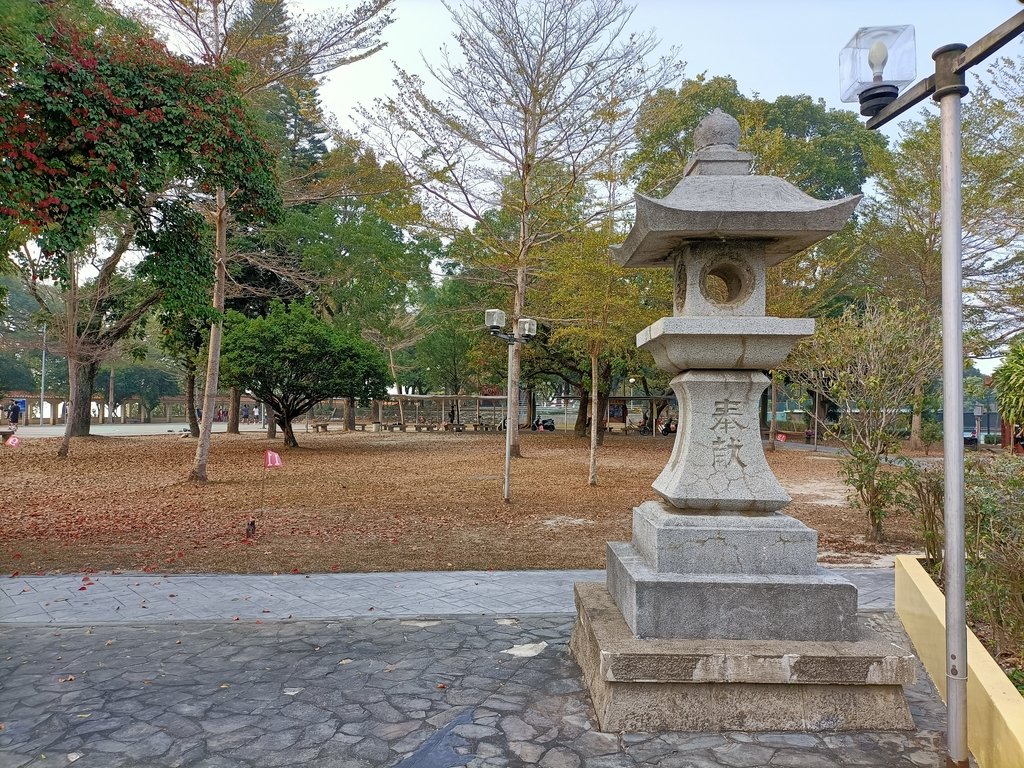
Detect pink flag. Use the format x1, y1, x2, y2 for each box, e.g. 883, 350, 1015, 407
264, 449, 283, 468
4, 436, 20, 448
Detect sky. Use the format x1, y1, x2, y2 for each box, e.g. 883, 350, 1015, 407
315, 0, 1024, 138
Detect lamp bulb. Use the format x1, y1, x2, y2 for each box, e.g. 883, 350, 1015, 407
868, 40, 888, 81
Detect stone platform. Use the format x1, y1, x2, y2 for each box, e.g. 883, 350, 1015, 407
607, 501, 860, 642
571, 582, 917, 733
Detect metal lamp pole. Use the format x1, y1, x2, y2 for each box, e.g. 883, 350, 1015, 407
485, 310, 536, 503
935, 48, 969, 764
503, 341, 515, 501
856, 12, 1024, 767
39, 322, 47, 427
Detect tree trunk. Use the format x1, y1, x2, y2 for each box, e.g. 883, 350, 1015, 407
908, 380, 924, 450
58, 358, 77, 457
767, 375, 778, 451
107, 366, 115, 423
267, 407, 278, 439
279, 414, 297, 447
526, 387, 536, 428
588, 352, 599, 486
67, 359, 97, 438
227, 386, 241, 434
346, 396, 356, 430
508, 253, 528, 458
185, 370, 199, 437
869, 519, 884, 542
574, 386, 589, 437
388, 348, 405, 424
191, 186, 228, 481
595, 387, 609, 447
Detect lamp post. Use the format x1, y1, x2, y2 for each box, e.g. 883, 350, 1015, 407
39, 322, 47, 427
842, 12, 1024, 768
485, 309, 537, 502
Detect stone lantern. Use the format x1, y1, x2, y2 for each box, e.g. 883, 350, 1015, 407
571, 110, 916, 732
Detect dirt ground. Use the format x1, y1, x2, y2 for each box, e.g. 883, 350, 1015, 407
0, 430, 922, 575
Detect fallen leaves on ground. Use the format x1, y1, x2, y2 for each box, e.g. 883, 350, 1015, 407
0, 431, 921, 574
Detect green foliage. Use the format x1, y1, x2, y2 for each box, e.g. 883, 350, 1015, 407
838, 447, 910, 543
964, 454, 1024, 666
902, 463, 945, 568
1009, 668, 1024, 697
993, 338, 1024, 428
0, 351, 36, 396
541, 226, 659, 361
627, 74, 885, 199
904, 455, 1024, 688
220, 301, 389, 445
919, 420, 944, 455
0, 3, 280, 260
0, 0, 42, 71
785, 303, 941, 541
96, 363, 180, 412
854, 67, 1024, 353
288, 203, 432, 331
413, 278, 499, 396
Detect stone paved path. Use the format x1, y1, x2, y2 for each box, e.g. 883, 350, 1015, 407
0, 569, 953, 768
0, 569, 894, 624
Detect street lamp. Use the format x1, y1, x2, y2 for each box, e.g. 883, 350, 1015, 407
485, 309, 537, 502
39, 322, 47, 427
843, 12, 1024, 768
840, 26, 916, 116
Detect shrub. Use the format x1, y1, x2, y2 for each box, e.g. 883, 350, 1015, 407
839, 443, 910, 541
964, 454, 1024, 662
903, 463, 944, 568
919, 421, 943, 456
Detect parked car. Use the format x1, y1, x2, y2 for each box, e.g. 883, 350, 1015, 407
963, 430, 979, 447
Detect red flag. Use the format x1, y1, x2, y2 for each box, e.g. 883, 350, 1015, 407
4, 436, 20, 448
777, 434, 787, 442
264, 449, 283, 468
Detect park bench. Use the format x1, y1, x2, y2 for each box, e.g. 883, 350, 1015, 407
1, 429, 15, 444
353, 423, 368, 431
312, 422, 330, 433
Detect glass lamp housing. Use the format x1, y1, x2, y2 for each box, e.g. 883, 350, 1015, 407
517, 318, 537, 338
839, 25, 916, 103
485, 308, 506, 330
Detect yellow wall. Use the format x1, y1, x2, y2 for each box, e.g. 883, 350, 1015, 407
895, 555, 1024, 768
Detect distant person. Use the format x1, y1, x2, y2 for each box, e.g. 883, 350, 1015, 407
7, 400, 20, 429
242, 404, 250, 423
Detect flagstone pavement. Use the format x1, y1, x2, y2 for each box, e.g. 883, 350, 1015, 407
0, 568, 958, 768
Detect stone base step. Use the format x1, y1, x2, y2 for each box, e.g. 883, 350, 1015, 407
607, 542, 859, 641
571, 582, 915, 732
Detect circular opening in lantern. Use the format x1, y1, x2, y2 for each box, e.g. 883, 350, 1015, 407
700, 259, 753, 307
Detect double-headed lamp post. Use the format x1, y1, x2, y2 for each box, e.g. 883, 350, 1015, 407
842, 12, 1024, 768
485, 309, 537, 502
